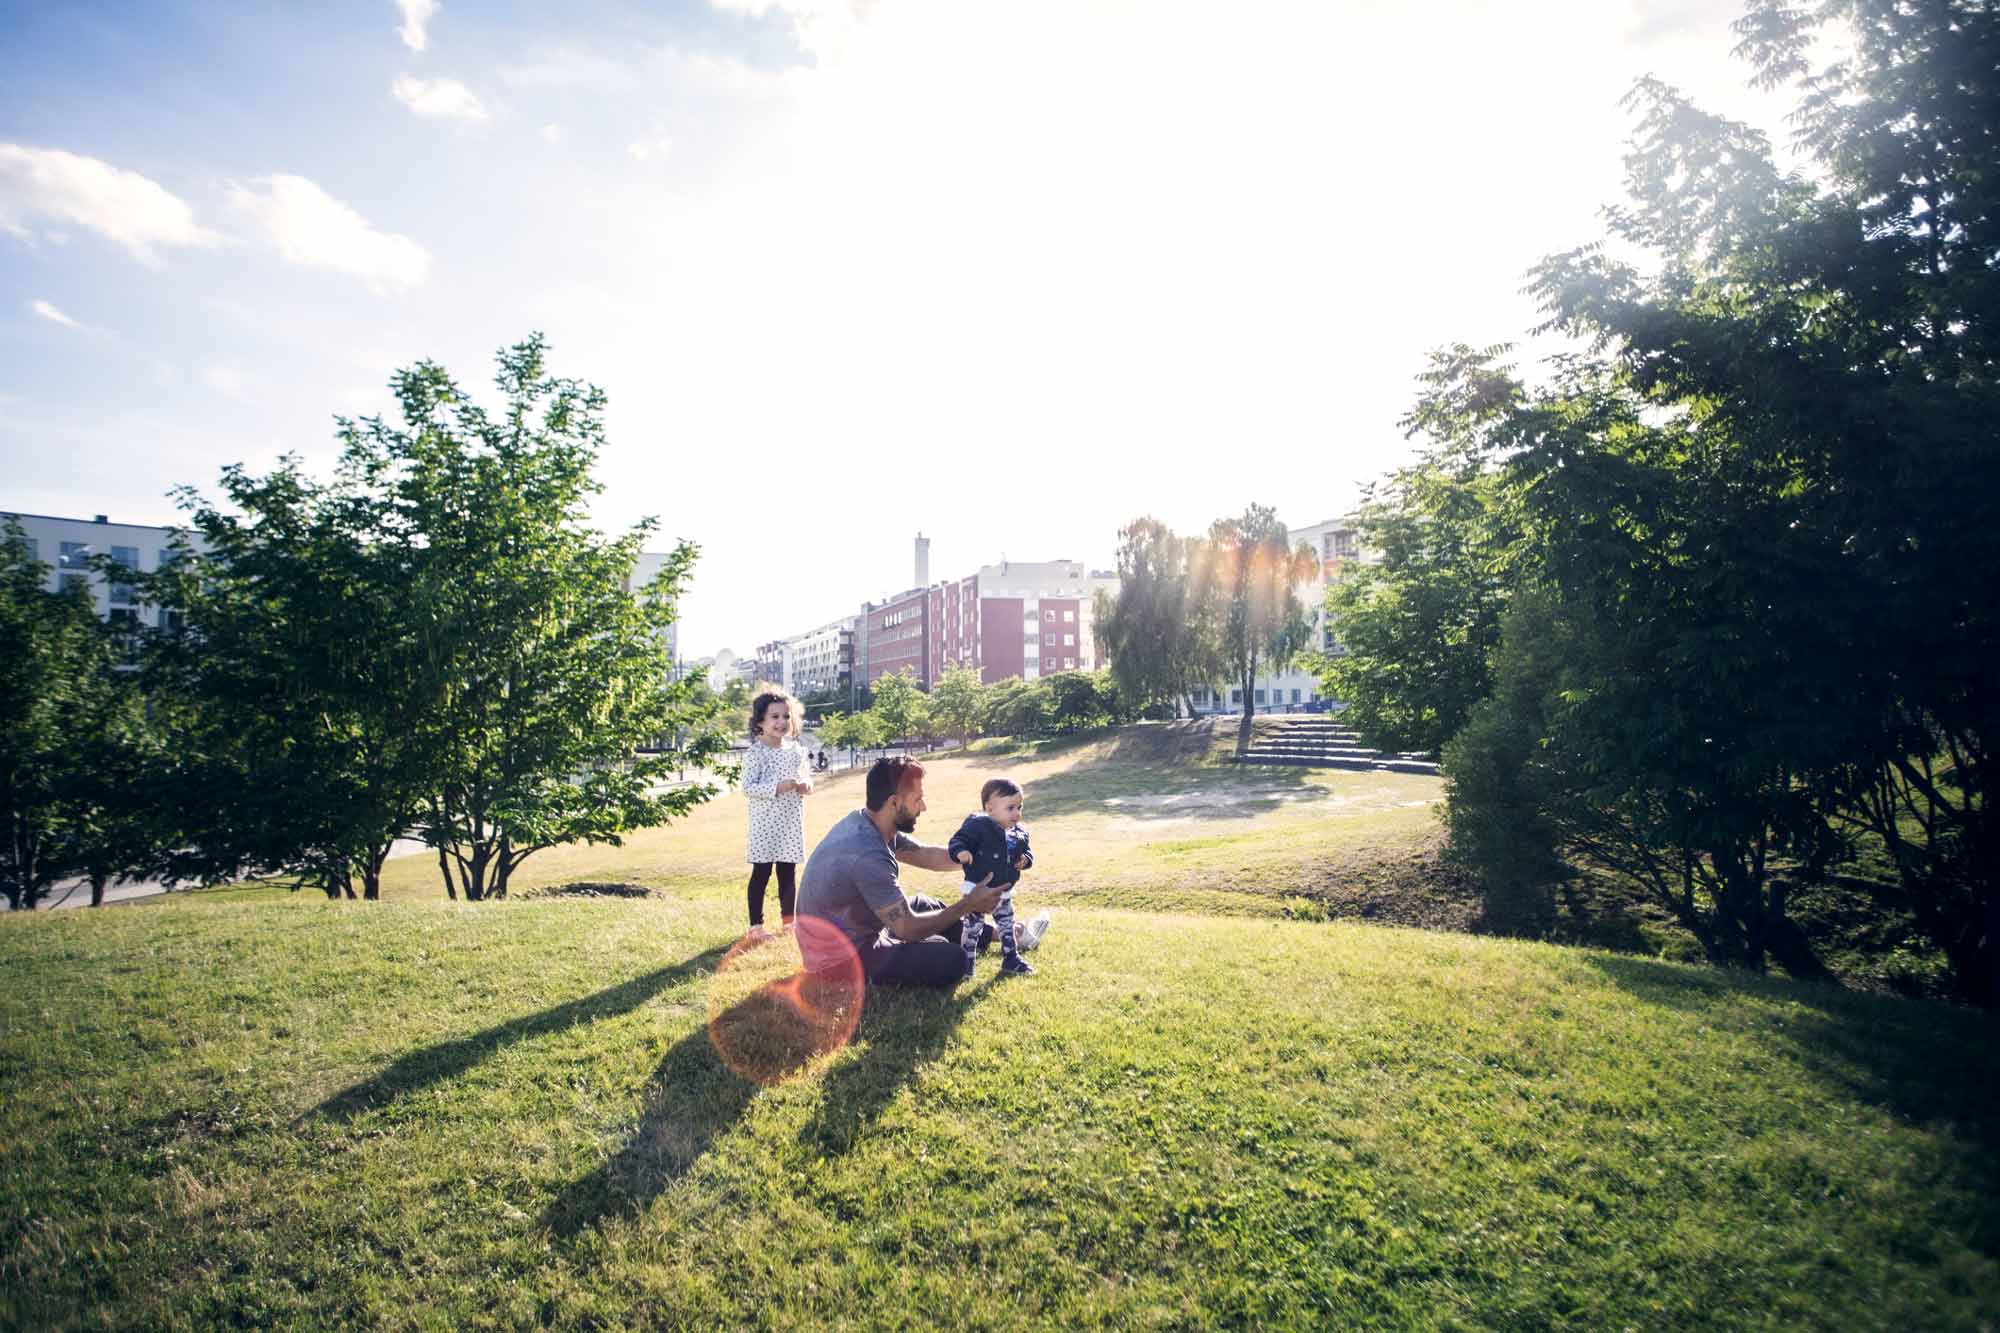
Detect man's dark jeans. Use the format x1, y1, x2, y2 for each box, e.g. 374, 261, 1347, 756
860, 894, 984, 989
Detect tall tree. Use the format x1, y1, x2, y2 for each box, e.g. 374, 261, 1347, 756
146, 457, 428, 900
928, 664, 987, 749
1094, 517, 1223, 717
1315, 432, 1512, 755
153, 336, 729, 902
1431, 0, 1999, 995
0, 525, 152, 910
370, 337, 727, 900
1200, 506, 1318, 755
867, 667, 928, 746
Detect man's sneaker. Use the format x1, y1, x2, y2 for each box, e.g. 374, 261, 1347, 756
1016, 909, 1053, 952
999, 954, 1036, 977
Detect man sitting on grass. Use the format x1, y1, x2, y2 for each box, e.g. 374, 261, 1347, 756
795, 757, 1005, 988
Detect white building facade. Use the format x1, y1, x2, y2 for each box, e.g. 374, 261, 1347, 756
2, 511, 196, 629
1185, 515, 1374, 715
779, 615, 856, 699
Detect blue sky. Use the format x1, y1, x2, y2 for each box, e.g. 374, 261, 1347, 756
2, 0, 1805, 657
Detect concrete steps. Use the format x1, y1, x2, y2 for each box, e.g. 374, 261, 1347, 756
1233, 717, 1441, 777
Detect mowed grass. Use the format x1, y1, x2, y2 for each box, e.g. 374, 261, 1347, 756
362, 718, 1446, 917
3, 722, 1995, 1328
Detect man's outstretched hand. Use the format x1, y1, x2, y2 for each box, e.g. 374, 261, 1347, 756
963, 874, 1004, 916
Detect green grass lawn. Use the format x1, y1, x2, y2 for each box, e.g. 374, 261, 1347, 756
4, 722, 1995, 1328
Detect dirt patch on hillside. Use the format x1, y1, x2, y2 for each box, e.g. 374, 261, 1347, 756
1289, 837, 1486, 933
521, 881, 656, 900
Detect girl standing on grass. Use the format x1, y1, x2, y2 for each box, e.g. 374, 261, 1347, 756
742, 687, 812, 939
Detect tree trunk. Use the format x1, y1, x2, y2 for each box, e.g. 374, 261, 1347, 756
1235, 649, 1259, 756
89, 871, 107, 907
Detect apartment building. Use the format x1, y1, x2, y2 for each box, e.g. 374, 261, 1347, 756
2, 511, 196, 629
779, 616, 856, 700
1185, 515, 1373, 715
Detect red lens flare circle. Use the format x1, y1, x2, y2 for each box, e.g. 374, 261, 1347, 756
705, 917, 865, 1086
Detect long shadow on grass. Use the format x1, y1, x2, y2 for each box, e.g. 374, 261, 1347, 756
1585, 954, 2000, 1157
544, 969, 994, 1238
311, 943, 732, 1121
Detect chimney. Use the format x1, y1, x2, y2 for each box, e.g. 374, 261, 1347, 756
915, 532, 930, 588
94, 514, 109, 524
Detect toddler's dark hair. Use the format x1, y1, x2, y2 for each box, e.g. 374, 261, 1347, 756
980, 778, 1022, 806
749, 686, 801, 739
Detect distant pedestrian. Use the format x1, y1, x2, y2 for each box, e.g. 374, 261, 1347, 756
742, 687, 812, 941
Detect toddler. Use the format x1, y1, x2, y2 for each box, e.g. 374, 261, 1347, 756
949, 778, 1035, 977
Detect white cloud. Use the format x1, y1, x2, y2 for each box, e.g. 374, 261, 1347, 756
30, 298, 79, 328
392, 75, 488, 121
0, 143, 221, 264
228, 175, 430, 293
540, 122, 563, 144
202, 364, 248, 399
706, 0, 865, 58
626, 125, 674, 162
396, 0, 439, 53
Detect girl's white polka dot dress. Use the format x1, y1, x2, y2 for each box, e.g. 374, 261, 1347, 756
742, 738, 807, 864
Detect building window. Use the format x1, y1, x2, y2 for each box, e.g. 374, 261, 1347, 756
1326, 530, 1357, 560
60, 573, 90, 598
21, 538, 38, 565
1291, 688, 1301, 703
1254, 689, 1266, 704
1025, 634, 1037, 645
1063, 634, 1074, 646
109, 546, 139, 606
60, 541, 90, 570
1230, 688, 1242, 705
1064, 610, 1075, 621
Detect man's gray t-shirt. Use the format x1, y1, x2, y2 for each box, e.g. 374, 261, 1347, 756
797, 809, 917, 971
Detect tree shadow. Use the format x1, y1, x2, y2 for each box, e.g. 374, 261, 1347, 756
543, 953, 993, 1239
1582, 953, 2000, 1158
310, 942, 732, 1122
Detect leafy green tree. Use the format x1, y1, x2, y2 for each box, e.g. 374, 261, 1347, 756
1042, 670, 1119, 736
370, 338, 727, 900
928, 664, 987, 748
821, 709, 884, 765
145, 456, 430, 900
1094, 517, 1224, 716
868, 667, 928, 745
1315, 437, 1511, 755
982, 676, 1050, 739
1424, 0, 2000, 991
1199, 506, 1318, 755
0, 524, 154, 910
154, 337, 729, 902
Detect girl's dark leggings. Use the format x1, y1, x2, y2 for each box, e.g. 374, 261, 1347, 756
747, 861, 796, 926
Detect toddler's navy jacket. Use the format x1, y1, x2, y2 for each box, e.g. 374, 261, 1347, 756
947, 813, 1033, 891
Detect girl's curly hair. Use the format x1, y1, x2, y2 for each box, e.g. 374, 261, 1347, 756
749, 685, 802, 739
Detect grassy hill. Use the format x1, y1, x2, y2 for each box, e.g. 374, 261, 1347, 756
3, 723, 1994, 1328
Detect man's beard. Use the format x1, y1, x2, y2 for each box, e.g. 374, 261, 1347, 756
893, 808, 918, 834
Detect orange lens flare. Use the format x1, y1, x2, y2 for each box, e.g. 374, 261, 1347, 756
704, 918, 864, 1086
